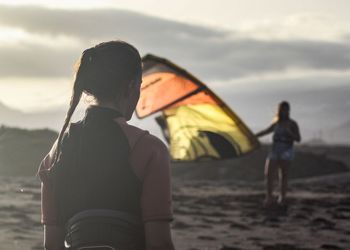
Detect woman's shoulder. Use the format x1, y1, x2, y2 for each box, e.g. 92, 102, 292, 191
116, 119, 170, 181
137, 133, 168, 155
113, 117, 167, 153
288, 119, 299, 127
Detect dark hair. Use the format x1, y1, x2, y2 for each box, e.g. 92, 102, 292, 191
277, 100, 290, 121
53, 40, 142, 165
279, 101, 290, 110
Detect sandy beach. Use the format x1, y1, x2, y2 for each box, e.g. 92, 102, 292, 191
171, 174, 350, 250
0, 146, 349, 250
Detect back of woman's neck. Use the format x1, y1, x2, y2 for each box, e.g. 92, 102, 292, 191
94, 102, 124, 116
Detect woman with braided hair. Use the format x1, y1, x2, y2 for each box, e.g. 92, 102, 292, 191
37, 41, 174, 250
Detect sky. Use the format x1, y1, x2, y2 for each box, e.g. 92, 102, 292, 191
0, 0, 349, 141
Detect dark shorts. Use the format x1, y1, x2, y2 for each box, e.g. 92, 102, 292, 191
268, 143, 294, 161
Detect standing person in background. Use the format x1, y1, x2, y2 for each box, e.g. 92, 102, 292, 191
37, 41, 174, 250
256, 101, 301, 207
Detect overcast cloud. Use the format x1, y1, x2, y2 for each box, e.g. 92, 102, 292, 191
0, 5, 350, 80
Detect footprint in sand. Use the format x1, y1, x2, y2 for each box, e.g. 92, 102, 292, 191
310, 217, 336, 230
330, 207, 350, 220
320, 244, 344, 250
229, 221, 251, 230
197, 235, 216, 241
220, 245, 242, 250
292, 213, 308, 220
262, 243, 313, 250
172, 220, 192, 229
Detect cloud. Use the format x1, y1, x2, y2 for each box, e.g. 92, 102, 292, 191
0, 5, 350, 80
0, 5, 226, 42
213, 73, 350, 135
234, 13, 350, 42
0, 41, 80, 77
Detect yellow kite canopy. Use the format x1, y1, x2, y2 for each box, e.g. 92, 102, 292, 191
136, 54, 259, 161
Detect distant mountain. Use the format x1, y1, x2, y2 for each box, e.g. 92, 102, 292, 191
0, 101, 23, 115
0, 101, 82, 131
304, 138, 328, 146
172, 145, 349, 181
0, 125, 57, 176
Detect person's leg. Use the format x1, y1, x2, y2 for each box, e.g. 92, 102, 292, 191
264, 158, 278, 206
278, 160, 290, 204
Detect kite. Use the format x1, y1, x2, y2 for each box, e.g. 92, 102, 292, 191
136, 54, 259, 161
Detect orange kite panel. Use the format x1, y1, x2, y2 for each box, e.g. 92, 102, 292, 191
136, 72, 200, 118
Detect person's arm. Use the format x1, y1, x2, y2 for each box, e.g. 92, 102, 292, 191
142, 137, 174, 250
129, 132, 174, 250
145, 221, 174, 250
38, 140, 65, 250
255, 123, 275, 138
44, 225, 65, 250
295, 122, 301, 142
287, 121, 301, 142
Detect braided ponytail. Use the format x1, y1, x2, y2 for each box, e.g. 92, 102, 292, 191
52, 49, 93, 165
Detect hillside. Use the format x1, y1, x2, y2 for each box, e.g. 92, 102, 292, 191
0, 125, 57, 176
172, 145, 350, 181
0, 124, 349, 179
0, 101, 67, 131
